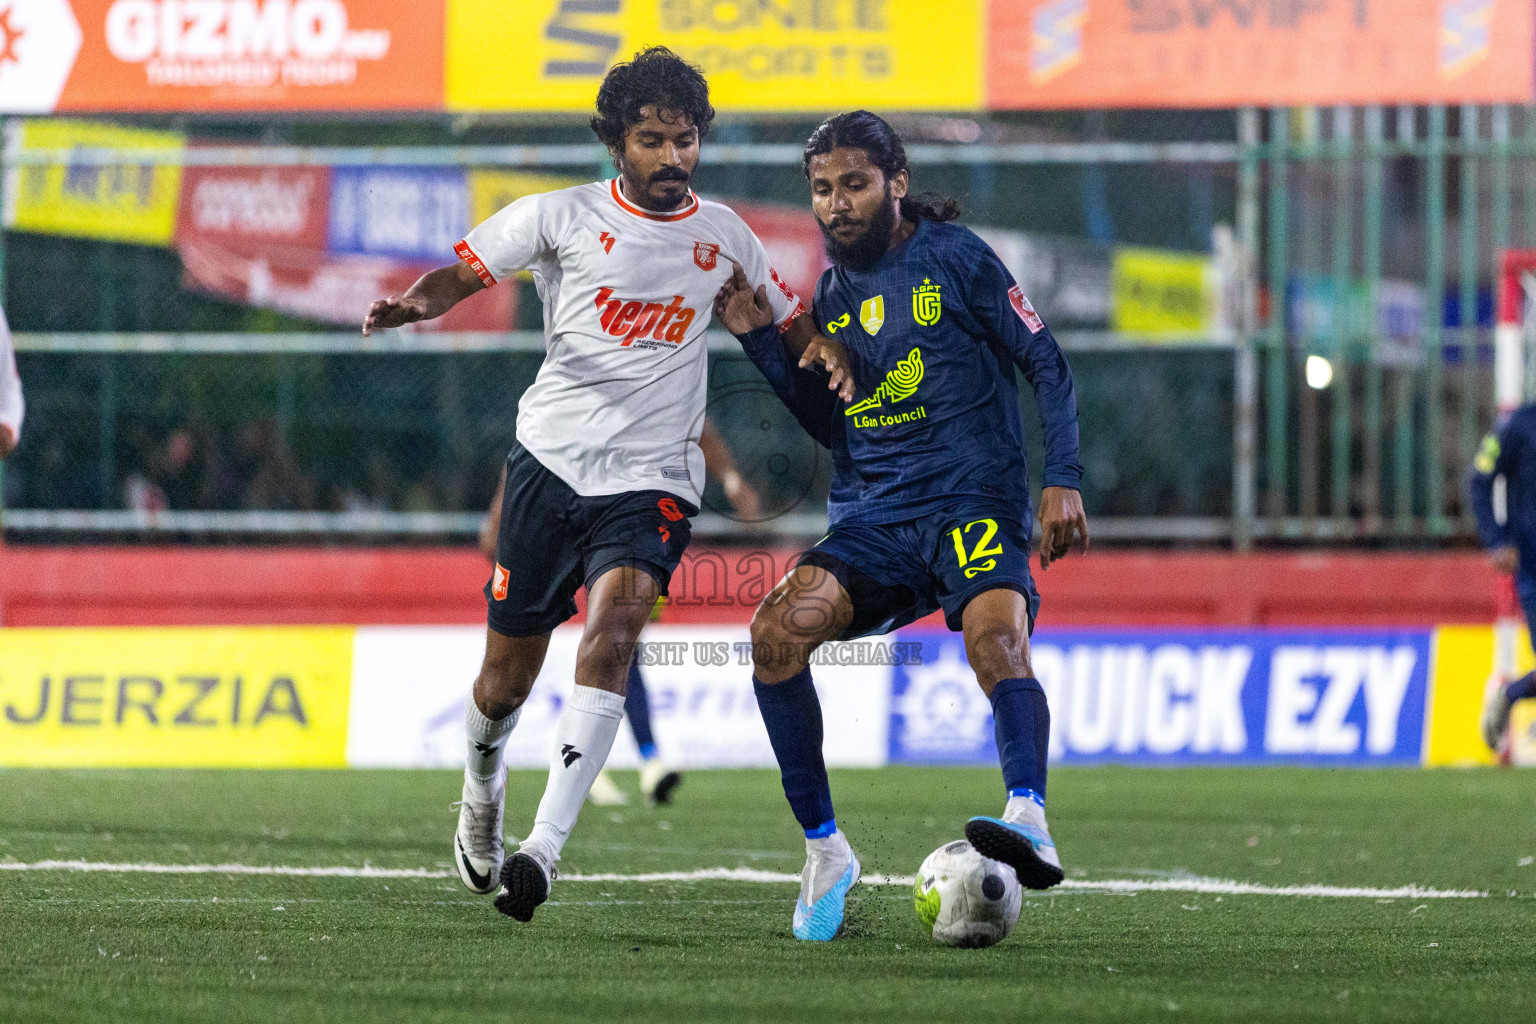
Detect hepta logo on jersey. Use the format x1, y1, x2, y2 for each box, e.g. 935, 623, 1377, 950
593, 288, 698, 347
693, 241, 719, 271
491, 563, 509, 601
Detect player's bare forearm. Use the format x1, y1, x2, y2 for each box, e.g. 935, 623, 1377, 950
699, 418, 763, 520
363, 261, 484, 335
1037, 485, 1089, 571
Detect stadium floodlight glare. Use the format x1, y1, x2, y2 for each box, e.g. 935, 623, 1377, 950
1304, 355, 1334, 390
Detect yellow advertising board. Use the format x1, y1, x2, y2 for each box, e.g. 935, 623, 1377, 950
469, 169, 584, 224
1111, 246, 1213, 337
0, 627, 353, 768
446, 0, 983, 112
1422, 625, 1528, 767
3, 120, 185, 246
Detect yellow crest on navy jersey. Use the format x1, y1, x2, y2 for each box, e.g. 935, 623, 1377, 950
1476, 433, 1501, 474
860, 295, 885, 335
912, 278, 941, 326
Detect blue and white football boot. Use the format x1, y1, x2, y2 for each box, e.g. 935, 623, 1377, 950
965, 797, 1064, 891
792, 829, 861, 941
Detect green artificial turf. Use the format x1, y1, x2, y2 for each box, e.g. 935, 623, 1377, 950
3, 766, 1535, 1023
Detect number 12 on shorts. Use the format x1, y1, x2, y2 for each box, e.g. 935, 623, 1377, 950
950, 518, 1003, 578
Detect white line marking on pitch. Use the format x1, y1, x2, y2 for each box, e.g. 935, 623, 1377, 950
0, 860, 1495, 899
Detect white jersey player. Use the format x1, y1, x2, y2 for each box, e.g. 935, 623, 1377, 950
362, 47, 850, 924
0, 305, 23, 460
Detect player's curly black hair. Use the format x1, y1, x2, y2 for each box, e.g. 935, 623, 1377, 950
803, 110, 961, 223
591, 47, 715, 152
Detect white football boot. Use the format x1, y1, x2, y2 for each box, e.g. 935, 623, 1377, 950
1482, 674, 1516, 751
586, 769, 630, 807
965, 795, 1064, 890
792, 829, 861, 941
640, 759, 683, 805
452, 776, 505, 895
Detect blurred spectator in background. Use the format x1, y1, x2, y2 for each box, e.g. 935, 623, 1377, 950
220, 418, 316, 511
0, 304, 22, 460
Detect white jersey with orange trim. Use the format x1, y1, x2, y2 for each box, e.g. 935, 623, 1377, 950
0, 305, 22, 450
456, 178, 804, 506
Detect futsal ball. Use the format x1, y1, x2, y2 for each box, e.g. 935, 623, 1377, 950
913, 840, 1022, 948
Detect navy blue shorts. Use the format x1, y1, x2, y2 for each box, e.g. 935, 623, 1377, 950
796, 503, 1039, 640
484, 442, 696, 637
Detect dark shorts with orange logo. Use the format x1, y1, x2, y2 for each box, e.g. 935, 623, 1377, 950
484, 441, 697, 637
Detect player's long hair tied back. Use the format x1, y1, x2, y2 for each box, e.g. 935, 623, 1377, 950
802, 110, 962, 224
591, 47, 716, 151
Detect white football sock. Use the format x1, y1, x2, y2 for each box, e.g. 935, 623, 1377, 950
464, 694, 519, 799
521, 685, 625, 861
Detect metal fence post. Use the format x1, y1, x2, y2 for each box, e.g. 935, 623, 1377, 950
1234, 107, 1261, 551
1394, 106, 1417, 532
1426, 104, 1448, 534
1459, 104, 1481, 526
1267, 107, 1291, 521
1362, 106, 1385, 534
1331, 106, 1355, 527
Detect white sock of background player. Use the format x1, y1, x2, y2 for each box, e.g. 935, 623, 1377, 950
464, 694, 517, 801
520, 685, 625, 863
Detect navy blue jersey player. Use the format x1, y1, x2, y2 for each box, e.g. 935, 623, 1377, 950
714, 111, 1088, 941
1468, 403, 1536, 748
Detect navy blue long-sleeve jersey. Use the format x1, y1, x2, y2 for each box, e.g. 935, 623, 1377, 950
1469, 403, 1536, 577
738, 217, 1082, 526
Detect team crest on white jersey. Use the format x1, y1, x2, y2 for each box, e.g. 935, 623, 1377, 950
693, 241, 720, 271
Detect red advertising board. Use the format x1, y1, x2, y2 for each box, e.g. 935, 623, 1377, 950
989, 0, 1536, 108
3, 0, 443, 113
174, 151, 511, 330
177, 161, 330, 249
177, 233, 514, 330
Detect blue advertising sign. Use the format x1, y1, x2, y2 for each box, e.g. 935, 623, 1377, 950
327, 166, 469, 262
888, 628, 1432, 766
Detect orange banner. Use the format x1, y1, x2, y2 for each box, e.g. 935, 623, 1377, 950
988, 0, 1534, 108
7, 0, 443, 112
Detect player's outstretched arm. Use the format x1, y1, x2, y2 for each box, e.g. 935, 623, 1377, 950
0, 306, 23, 459
362, 260, 485, 336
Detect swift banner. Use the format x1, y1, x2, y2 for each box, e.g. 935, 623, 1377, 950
444, 0, 984, 112
988, 0, 1536, 108
0, 0, 443, 113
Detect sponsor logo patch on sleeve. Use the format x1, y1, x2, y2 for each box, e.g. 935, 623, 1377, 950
1009, 285, 1045, 333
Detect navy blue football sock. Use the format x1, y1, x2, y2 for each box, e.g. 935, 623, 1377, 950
753, 667, 836, 836
624, 658, 658, 760
1506, 671, 1536, 704
990, 677, 1051, 802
